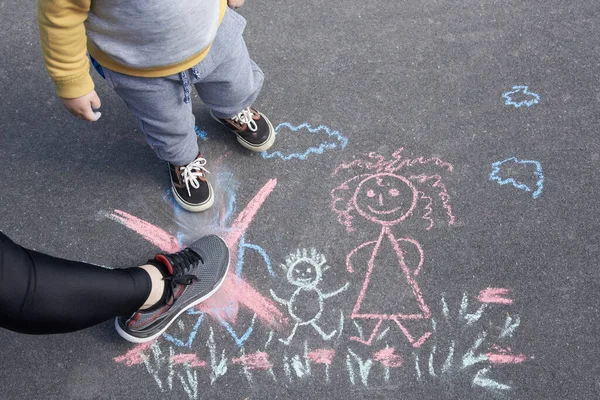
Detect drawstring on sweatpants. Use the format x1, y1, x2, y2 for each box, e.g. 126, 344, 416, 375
180, 66, 202, 104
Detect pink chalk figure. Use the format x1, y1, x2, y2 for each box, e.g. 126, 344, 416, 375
331, 148, 455, 347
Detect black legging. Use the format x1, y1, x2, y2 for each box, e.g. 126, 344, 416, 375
0, 231, 151, 334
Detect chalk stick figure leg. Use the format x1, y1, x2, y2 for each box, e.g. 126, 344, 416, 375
311, 321, 336, 341
392, 317, 432, 348
279, 323, 300, 345
349, 319, 383, 346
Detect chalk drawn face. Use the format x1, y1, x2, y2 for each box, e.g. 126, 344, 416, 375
287, 260, 321, 287
353, 173, 417, 225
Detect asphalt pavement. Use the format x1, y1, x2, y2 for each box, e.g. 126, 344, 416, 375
1, 0, 599, 399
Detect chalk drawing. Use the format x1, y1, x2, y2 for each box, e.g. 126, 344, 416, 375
462, 331, 488, 369
459, 293, 488, 326
346, 348, 373, 386
162, 313, 205, 348
502, 85, 540, 108
489, 157, 544, 199
291, 342, 312, 378
411, 292, 528, 395
477, 287, 514, 304
112, 291, 527, 398
194, 126, 208, 141
238, 233, 274, 277
472, 367, 511, 391
110, 179, 288, 365
499, 315, 521, 339
215, 314, 256, 347
306, 348, 336, 382
207, 327, 228, 384
331, 149, 456, 348
373, 345, 403, 382
486, 345, 527, 365
104, 144, 533, 397
270, 248, 349, 344
231, 349, 276, 383
261, 122, 348, 160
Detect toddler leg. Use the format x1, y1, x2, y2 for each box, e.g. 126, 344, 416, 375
102, 69, 213, 212
193, 8, 264, 119
193, 8, 274, 151
103, 69, 199, 167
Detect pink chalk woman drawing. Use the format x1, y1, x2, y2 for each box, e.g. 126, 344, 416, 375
331, 149, 455, 347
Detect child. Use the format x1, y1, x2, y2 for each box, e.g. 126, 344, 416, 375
37, 0, 275, 212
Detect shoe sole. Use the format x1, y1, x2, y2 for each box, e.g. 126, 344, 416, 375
210, 111, 275, 152
115, 237, 230, 344
172, 181, 215, 212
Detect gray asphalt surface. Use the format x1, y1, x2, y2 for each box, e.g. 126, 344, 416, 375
1, 0, 599, 399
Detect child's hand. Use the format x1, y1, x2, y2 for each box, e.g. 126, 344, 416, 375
60, 90, 102, 122
228, 0, 245, 8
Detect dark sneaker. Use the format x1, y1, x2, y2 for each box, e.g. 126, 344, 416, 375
115, 234, 230, 343
211, 107, 275, 152
169, 153, 214, 212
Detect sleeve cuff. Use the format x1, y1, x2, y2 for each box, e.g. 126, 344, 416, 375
54, 71, 95, 99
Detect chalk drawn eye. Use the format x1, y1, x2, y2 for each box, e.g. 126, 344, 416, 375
389, 188, 400, 197
307, 267, 312, 273
367, 189, 376, 198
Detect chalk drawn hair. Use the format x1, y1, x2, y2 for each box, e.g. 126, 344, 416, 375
330, 148, 456, 231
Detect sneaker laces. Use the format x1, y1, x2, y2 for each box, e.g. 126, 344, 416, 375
162, 248, 204, 304
231, 107, 258, 132
180, 157, 210, 197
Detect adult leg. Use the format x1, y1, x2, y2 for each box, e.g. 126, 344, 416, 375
0, 231, 152, 335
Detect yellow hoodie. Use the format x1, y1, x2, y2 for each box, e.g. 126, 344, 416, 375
38, 0, 227, 99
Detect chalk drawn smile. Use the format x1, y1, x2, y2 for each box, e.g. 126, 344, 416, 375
366, 205, 404, 215
353, 174, 418, 225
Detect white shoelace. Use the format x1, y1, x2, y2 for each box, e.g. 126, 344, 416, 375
231, 107, 258, 132
180, 157, 210, 197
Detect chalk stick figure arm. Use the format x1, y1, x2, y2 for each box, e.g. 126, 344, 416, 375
397, 237, 425, 277
269, 289, 289, 305
346, 240, 377, 273
322, 282, 350, 299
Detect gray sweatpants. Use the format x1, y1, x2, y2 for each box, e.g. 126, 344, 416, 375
101, 8, 264, 166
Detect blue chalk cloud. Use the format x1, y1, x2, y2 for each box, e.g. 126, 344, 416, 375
489, 157, 544, 199
261, 122, 348, 161
502, 86, 540, 108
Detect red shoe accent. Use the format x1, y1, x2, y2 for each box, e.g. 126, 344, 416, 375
155, 254, 174, 274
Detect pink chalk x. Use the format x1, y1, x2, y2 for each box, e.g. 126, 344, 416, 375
112, 179, 287, 368
109, 179, 287, 329
196, 178, 288, 329
109, 210, 181, 253
477, 288, 513, 304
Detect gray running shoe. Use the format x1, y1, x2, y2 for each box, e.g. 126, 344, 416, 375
115, 235, 229, 343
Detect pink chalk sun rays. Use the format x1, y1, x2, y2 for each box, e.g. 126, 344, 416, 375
331, 148, 455, 347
